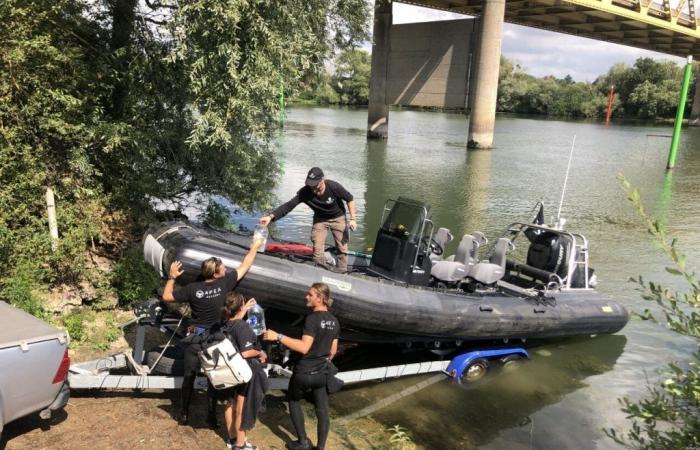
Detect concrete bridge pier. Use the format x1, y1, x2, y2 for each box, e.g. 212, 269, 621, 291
367, 0, 392, 139
467, 0, 506, 149
690, 76, 700, 125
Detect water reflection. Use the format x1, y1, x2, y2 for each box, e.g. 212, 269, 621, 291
332, 335, 627, 449
461, 149, 492, 246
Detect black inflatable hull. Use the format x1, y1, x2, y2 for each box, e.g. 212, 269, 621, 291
144, 223, 629, 343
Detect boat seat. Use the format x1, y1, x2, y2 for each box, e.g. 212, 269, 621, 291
429, 227, 454, 264
469, 238, 512, 285
430, 261, 471, 282
431, 234, 480, 282
446, 232, 487, 263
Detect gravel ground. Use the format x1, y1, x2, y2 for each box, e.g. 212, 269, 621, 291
1, 388, 391, 450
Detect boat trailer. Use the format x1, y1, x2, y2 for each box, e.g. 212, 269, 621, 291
68, 300, 528, 391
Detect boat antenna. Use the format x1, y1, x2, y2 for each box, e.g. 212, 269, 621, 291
556, 135, 577, 229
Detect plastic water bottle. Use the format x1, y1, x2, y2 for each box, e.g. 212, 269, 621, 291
252, 224, 268, 253
246, 303, 266, 336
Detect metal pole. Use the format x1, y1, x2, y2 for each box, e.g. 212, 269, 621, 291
667, 55, 693, 170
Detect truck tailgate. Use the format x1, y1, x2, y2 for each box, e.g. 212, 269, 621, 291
0, 301, 68, 349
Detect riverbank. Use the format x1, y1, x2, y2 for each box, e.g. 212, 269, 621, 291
2, 330, 419, 450
2, 389, 416, 450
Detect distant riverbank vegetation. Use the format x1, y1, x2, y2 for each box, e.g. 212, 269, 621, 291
498, 56, 694, 120
0, 0, 369, 338
294, 50, 694, 121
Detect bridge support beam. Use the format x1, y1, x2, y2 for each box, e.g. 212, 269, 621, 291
467, 0, 505, 149
690, 75, 700, 126
367, 0, 392, 139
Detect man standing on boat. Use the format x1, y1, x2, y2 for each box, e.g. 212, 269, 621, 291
259, 167, 356, 273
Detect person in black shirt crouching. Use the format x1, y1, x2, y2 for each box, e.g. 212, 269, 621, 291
259, 167, 357, 273
263, 282, 340, 450
162, 238, 263, 426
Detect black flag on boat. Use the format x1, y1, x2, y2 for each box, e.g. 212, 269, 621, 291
533, 202, 545, 225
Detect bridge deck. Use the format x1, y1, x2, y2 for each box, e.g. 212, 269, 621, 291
403, 0, 700, 58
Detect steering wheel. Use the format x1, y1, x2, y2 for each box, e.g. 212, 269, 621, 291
421, 237, 443, 256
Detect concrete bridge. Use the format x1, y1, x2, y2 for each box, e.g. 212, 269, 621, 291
367, 0, 700, 147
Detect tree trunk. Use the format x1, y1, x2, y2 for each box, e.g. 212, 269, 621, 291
110, 0, 138, 119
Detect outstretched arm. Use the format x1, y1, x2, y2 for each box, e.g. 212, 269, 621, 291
236, 240, 263, 280
260, 193, 302, 225
263, 329, 314, 355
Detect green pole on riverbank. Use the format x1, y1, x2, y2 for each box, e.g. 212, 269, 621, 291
279, 78, 285, 125
667, 55, 693, 170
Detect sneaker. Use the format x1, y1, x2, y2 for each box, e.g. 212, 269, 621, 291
234, 443, 257, 450
286, 440, 311, 450
177, 411, 189, 425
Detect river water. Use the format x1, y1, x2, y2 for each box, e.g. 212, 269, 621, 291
262, 107, 700, 449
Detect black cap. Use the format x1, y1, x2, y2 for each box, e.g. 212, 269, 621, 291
305, 167, 324, 187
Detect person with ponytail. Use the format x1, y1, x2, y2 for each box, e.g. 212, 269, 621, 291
263, 283, 339, 450
219, 292, 267, 450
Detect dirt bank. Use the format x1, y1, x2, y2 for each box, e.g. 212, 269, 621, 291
2, 387, 414, 450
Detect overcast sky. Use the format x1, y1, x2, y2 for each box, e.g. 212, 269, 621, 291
391, 3, 686, 82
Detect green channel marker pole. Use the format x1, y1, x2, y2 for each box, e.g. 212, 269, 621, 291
278, 78, 285, 125
667, 55, 693, 170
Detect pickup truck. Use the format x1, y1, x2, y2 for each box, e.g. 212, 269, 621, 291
0, 301, 70, 440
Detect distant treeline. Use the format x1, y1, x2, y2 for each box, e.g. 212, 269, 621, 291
296, 50, 694, 121
498, 56, 694, 120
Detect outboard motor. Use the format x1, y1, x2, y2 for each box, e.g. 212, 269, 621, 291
368, 198, 433, 285
526, 231, 570, 279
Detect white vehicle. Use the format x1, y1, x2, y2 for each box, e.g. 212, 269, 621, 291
0, 301, 70, 439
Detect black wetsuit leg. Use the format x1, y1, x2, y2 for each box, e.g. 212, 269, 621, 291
288, 371, 328, 446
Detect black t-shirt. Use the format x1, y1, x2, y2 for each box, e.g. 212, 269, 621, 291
223, 319, 260, 353
270, 179, 353, 222
172, 270, 238, 328
294, 311, 340, 374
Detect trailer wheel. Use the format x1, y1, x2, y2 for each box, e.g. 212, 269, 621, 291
461, 358, 489, 384
500, 354, 524, 372
146, 345, 184, 375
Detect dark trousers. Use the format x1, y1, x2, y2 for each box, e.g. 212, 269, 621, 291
180, 341, 216, 420
288, 371, 330, 450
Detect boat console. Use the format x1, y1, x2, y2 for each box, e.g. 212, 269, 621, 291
367, 197, 435, 285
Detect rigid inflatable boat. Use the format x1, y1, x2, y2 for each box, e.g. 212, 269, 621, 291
143, 198, 628, 345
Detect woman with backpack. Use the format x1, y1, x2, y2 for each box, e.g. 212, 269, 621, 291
219, 292, 268, 450
263, 282, 340, 450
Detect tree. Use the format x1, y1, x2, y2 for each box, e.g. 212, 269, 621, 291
0, 0, 369, 311
332, 48, 370, 105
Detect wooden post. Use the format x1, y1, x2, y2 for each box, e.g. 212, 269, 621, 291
46, 187, 59, 251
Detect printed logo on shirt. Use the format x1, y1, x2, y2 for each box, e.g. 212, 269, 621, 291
320, 320, 336, 330
326, 196, 333, 204
197, 287, 223, 299
244, 341, 253, 348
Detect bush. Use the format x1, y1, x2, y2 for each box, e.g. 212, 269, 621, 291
62, 308, 89, 342
1, 259, 47, 319
111, 247, 162, 307
200, 200, 236, 230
